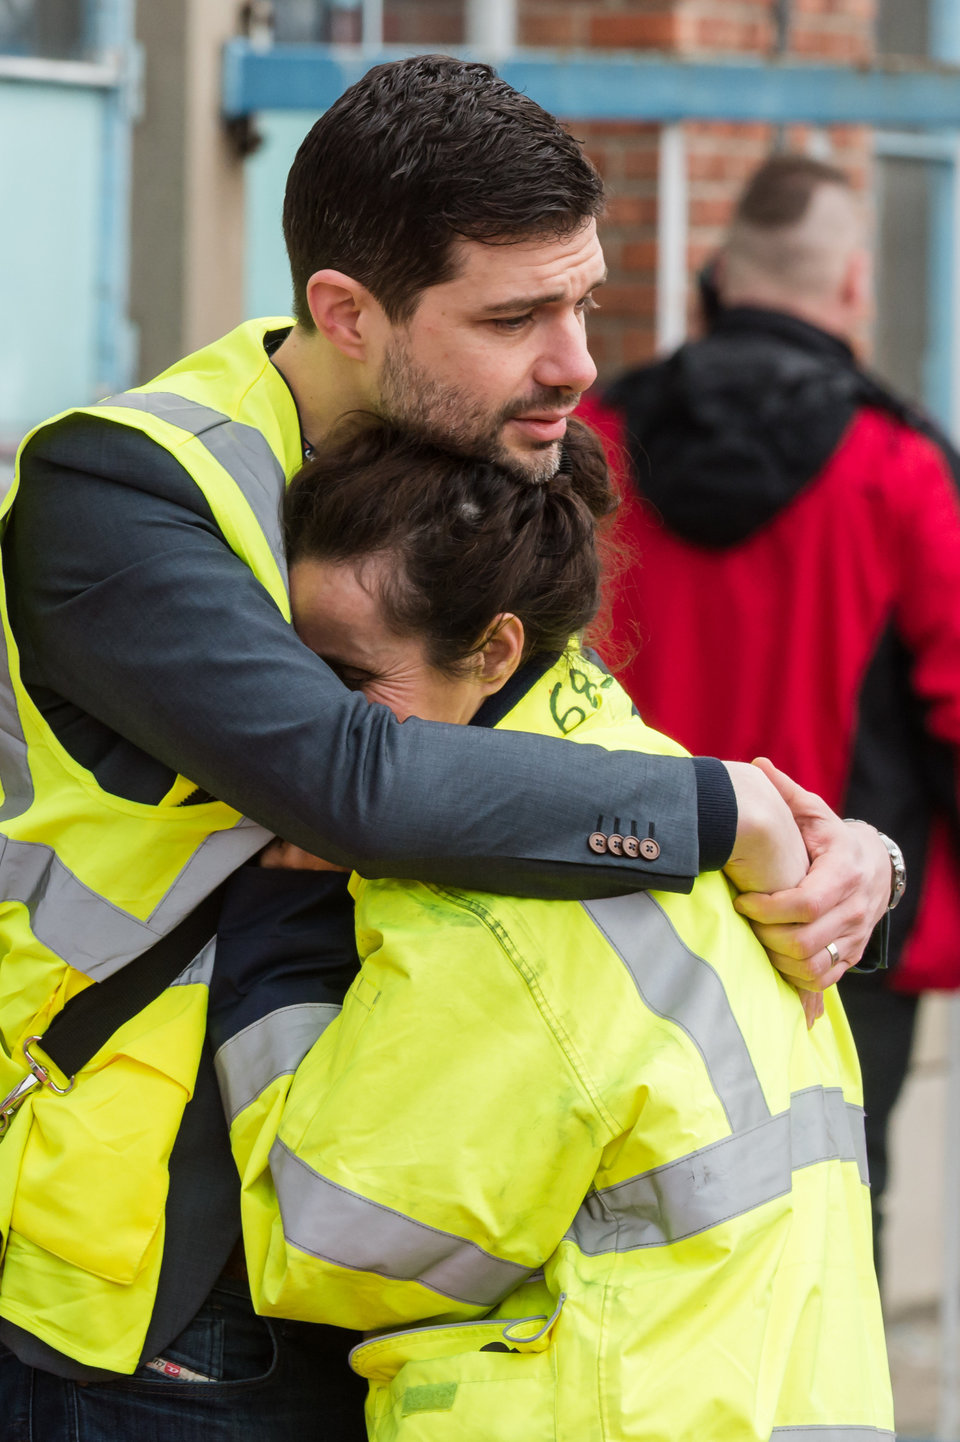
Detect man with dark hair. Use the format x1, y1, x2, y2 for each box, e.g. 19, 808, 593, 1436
583, 150, 951, 1282
0, 69, 892, 1437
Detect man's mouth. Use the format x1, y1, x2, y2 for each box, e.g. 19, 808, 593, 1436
508, 409, 576, 444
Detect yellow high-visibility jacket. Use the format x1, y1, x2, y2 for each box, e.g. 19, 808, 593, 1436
0, 319, 300, 1371
215, 647, 893, 1441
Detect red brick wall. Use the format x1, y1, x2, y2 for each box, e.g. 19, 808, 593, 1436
515, 0, 876, 378
516, 0, 873, 59
384, 0, 464, 45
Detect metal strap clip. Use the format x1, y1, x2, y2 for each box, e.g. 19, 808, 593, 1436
0, 1073, 40, 1138
0, 1035, 76, 1138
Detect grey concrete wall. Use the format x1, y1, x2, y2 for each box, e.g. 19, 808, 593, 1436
131, 0, 245, 381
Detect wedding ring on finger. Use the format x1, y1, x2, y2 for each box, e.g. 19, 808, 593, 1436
824, 941, 841, 968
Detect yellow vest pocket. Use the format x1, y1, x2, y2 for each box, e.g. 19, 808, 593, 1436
5, 984, 206, 1284
354, 1316, 558, 1442
9, 1047, 188, 1282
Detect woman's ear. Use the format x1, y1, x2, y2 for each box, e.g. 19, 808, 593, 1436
305, 269, 380, 361
479, 614, 525, 691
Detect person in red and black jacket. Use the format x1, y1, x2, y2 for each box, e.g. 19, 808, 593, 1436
582, 153, 960, 1276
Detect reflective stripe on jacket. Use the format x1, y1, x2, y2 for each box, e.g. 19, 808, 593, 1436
216, 648, 893, 1441
0, 319, 300, 1372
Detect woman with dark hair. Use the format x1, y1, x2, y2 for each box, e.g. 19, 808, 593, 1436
208, 421, 891, 1442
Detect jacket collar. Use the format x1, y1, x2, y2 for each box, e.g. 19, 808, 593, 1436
712, 306, 856, 368
709, 305, 853, 369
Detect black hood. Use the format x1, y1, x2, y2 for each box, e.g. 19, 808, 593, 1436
605, 307, 928, 548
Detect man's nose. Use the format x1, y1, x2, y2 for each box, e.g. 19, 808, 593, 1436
534, 315, 598, 397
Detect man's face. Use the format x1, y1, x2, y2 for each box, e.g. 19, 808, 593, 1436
372, 220, 605, 482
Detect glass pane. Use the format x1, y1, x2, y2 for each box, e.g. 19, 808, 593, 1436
0, 0, 89, 59
270, 0, 467, 45
875, 0, 930, 58
873, 156, 932, 408
271, 0, 362, 44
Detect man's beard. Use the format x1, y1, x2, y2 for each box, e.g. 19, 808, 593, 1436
377, 337, 577, 483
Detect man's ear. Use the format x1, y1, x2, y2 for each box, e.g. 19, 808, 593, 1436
479, 614, 525, 692
305, 269, 380, 361
840, 247, 872, 317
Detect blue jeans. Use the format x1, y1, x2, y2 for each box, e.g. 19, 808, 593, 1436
0, 1279, 367, 1442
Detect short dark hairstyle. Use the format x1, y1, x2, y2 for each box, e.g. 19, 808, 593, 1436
283, 418, 617, 674
282, 54, 604, 327
735, 154, 852, 228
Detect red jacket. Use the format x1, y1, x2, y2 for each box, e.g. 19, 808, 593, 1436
583, 308, 960, 990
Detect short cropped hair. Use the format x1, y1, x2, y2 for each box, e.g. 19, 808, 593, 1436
734, 154, 852, 229
282, 54, 604, 327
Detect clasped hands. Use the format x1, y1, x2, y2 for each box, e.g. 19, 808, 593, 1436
723, 758, 892, 1026
261, 757, 892, 1030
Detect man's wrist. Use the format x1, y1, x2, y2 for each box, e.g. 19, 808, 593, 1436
844, 820, 906, 911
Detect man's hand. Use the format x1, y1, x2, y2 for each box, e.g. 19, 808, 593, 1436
731, 758, 890, 991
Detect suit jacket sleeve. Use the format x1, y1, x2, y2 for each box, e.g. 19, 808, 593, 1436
4, 415, 736, 898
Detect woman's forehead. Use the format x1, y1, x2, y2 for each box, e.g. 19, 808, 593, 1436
288, 556, 414, 667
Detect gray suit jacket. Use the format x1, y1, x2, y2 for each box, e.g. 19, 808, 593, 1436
5, 416, 736, 895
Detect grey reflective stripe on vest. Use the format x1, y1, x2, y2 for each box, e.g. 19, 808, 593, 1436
98, 392, 288, 584
0, 817, 269, 981
0, 651, 267, 978
582, 894, 770, 1131
0, 654, 33, 822
172, 936, 217, 990
215, 1001, 342, 1123
0, 387, 282, 980
271, 1137, 533, 1307
569, 1086, 868, 1254
771, 1430, 894, 1440
576, 894, 868, 1253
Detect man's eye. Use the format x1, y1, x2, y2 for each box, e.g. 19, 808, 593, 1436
493, 314, 533, 332
578, 296, 601, 318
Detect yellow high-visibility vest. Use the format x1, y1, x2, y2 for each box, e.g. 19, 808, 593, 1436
218, 647, 893, 1441
0, 319, 300, 1372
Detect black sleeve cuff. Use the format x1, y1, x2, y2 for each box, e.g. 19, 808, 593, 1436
210, 867, 360, 1050
692, 757, 738, 872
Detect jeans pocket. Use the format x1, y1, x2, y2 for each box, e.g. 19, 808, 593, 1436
127, 1285, 278, 1393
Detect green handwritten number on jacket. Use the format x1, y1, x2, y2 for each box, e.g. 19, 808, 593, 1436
549, 667, 615, 735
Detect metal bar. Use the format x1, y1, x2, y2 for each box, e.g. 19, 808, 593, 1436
921, 147, 956, 435
939, 993, 960, 1439
0, 53, 122, 88
773, 0, 791, 56
362, 0, 383, 51
656, 124, 687, 354
875, 130, 959, 162
91, 0, 136, 398
221, 42, 960, 126
932, 0, 960, 67
466, 0, 517, 56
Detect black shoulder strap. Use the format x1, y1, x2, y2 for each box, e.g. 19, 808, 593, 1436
39, 885, 225, 1081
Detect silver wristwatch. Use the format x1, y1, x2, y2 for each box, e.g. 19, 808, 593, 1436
876, 831, 907, 911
